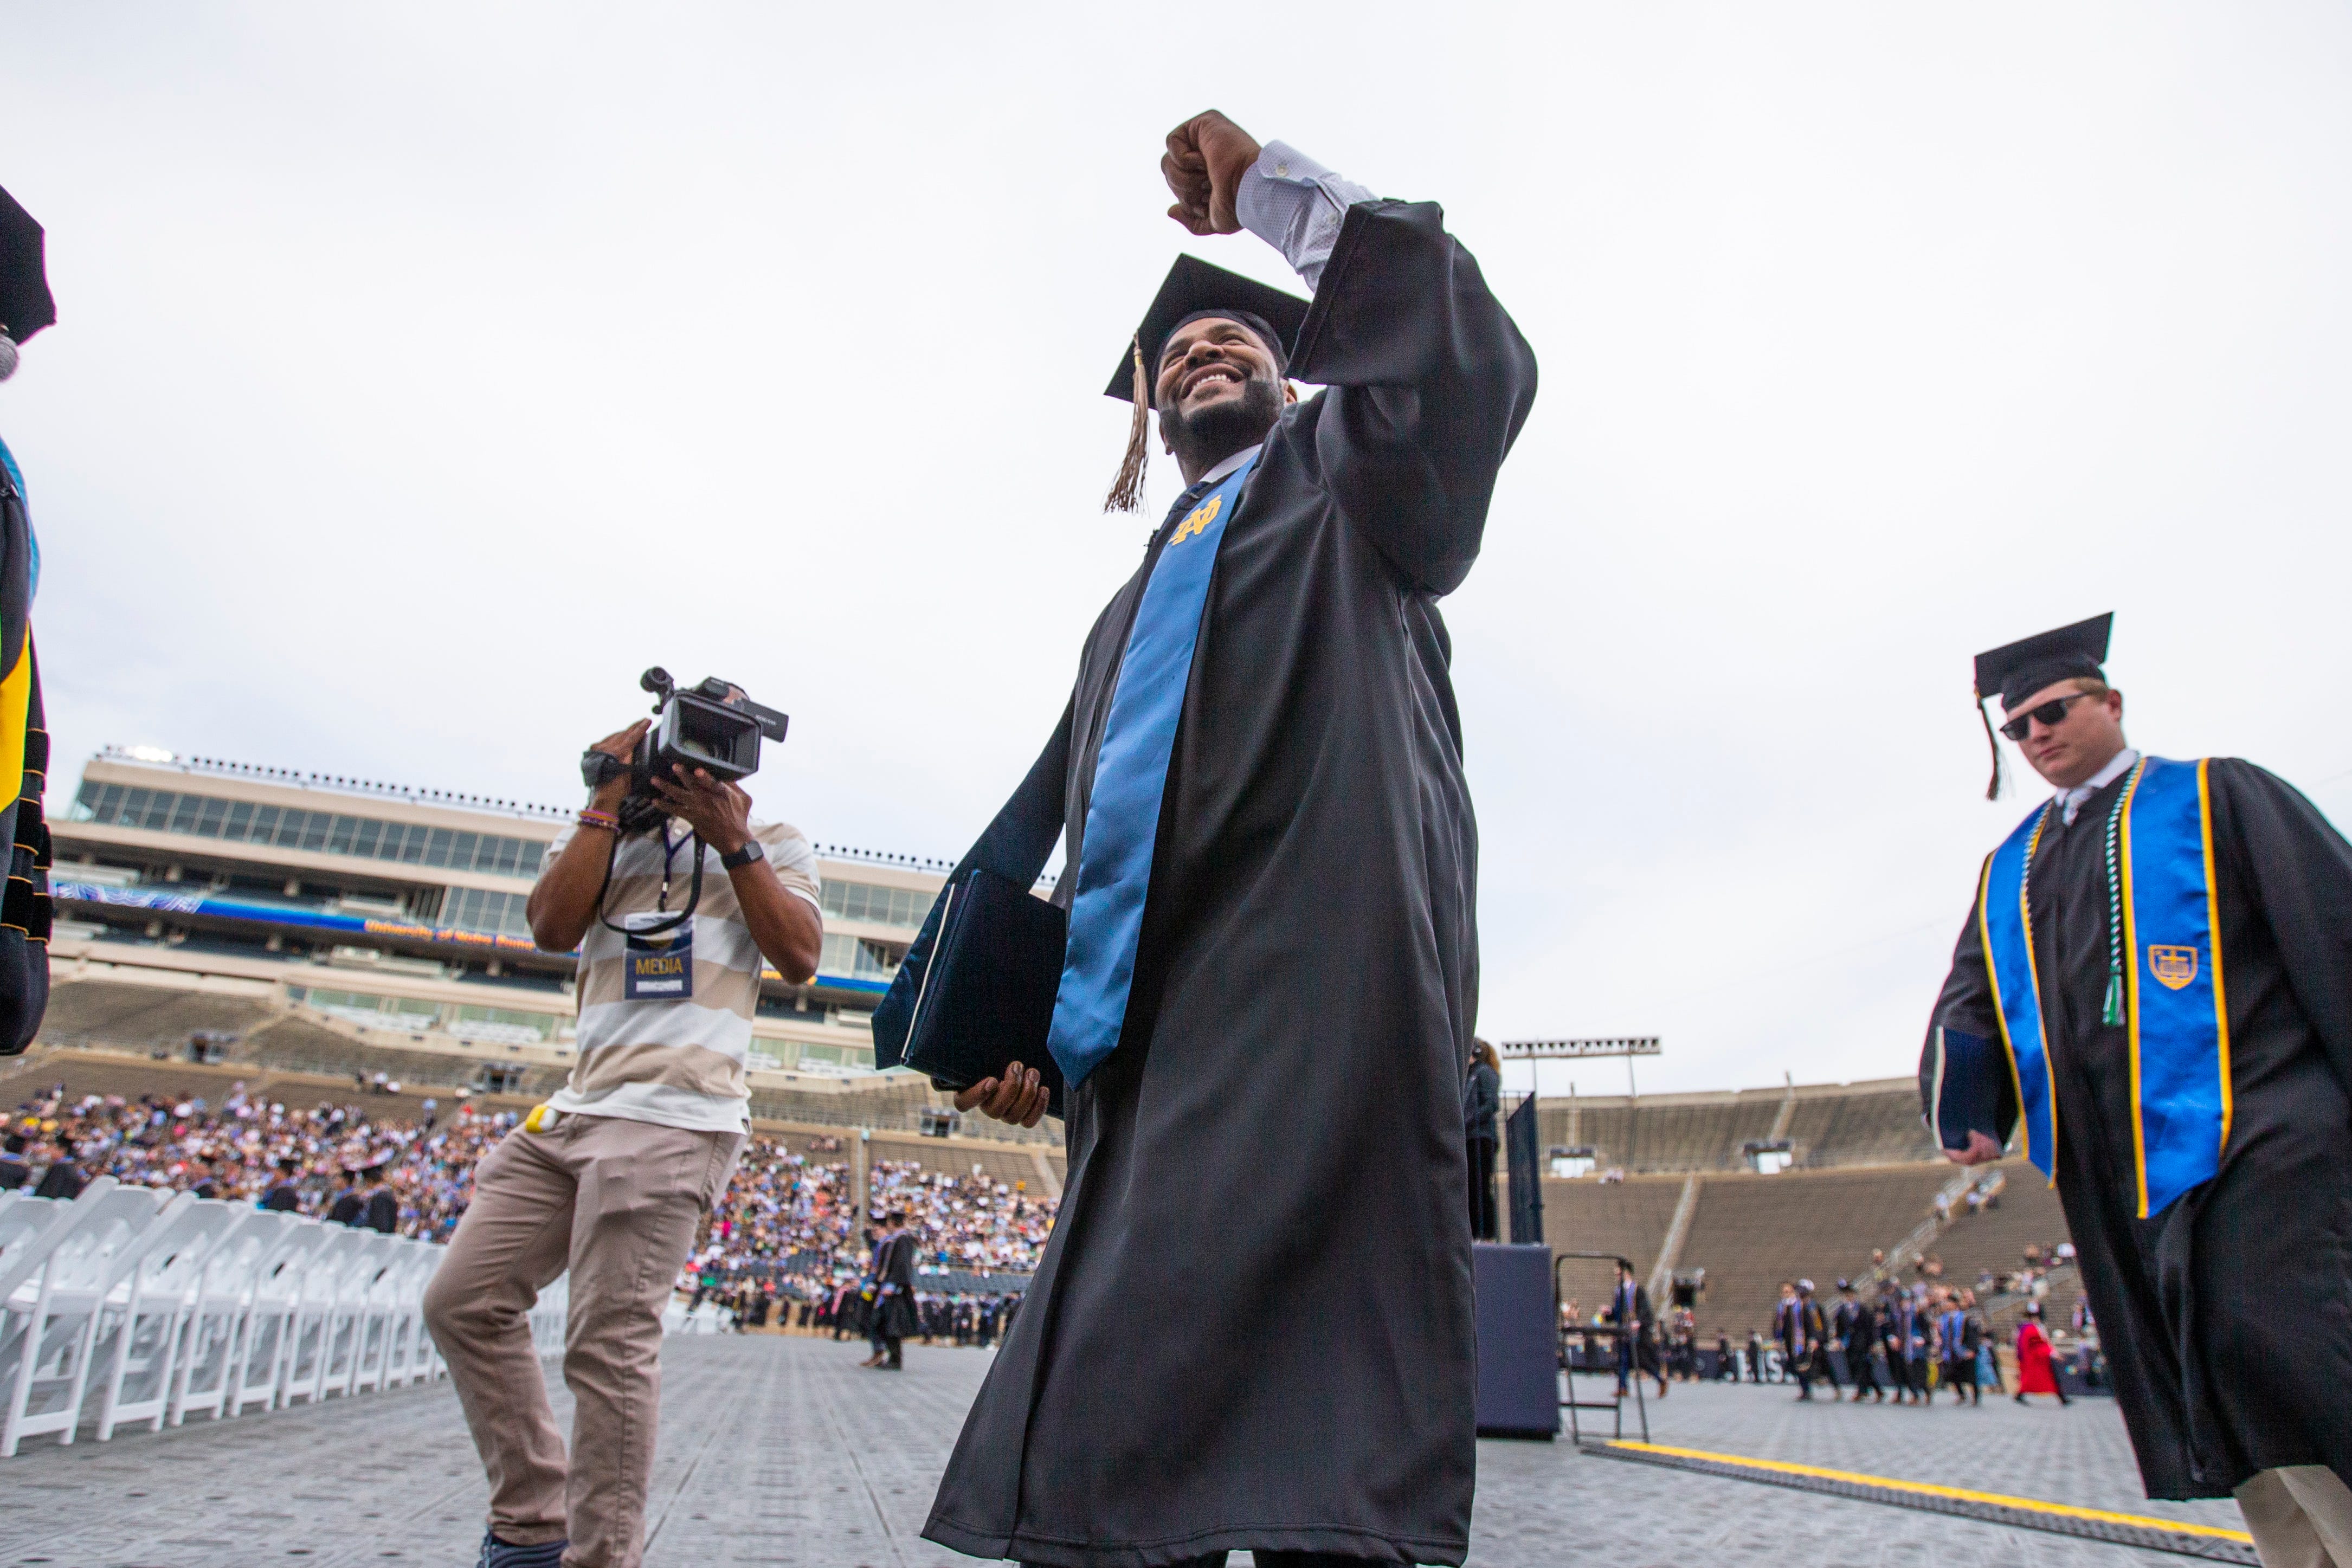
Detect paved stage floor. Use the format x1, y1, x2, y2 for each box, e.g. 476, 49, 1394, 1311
2, 1335, 2248, 1568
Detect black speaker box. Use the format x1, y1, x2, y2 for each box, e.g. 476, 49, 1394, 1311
1474, 1243, 1558, 1439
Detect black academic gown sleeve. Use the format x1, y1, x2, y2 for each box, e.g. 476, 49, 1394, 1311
1918, 904, 2022, 1149
2214, 759, 2352, 1099
920, 198, 1534, 1568
1293, 201, 1537, 595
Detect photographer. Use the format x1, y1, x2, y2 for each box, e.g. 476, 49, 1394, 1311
423, 704, 822, 1568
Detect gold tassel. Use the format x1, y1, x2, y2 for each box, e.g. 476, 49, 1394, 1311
1978, 689, 2004, 801
1103, 336, 1150, 514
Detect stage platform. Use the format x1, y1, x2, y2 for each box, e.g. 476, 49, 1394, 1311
3, 1336, 2247, 1567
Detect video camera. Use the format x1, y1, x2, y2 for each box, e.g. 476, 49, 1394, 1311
580, 668, 789, 834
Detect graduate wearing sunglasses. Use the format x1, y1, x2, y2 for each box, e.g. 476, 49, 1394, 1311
1921, 613, 2352, 1563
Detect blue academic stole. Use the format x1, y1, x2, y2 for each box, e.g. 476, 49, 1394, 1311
1978, 756, 2232, 1217
1045, 455, 1258, 1089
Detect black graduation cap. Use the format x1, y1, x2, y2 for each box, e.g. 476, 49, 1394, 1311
1971, 612, 2113, 800
1102, 255, 1310, 513
0, 184, 56, 344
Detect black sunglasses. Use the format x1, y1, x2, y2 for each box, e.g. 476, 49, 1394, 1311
1999, 691, 2097, 742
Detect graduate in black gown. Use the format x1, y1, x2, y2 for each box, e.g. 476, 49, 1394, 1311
1923, 615, 2352, 1562
875, 110, 1535, 1568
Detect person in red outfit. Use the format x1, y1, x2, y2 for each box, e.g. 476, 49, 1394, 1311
2014, 1301, 2070, 1406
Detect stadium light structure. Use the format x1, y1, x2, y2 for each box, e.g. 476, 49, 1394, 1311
1496, 1037, 1660, 1059
1496, 1038, 1663, 1164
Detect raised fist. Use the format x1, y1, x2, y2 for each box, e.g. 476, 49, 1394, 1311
1162, 110, 1262, 236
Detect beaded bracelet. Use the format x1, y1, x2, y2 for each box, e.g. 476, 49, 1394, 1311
577, 808, 621, 833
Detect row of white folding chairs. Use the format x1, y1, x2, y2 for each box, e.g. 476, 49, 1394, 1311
0, 1179, 553, 1457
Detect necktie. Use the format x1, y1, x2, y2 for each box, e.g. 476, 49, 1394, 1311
1160, 478, 1214, 537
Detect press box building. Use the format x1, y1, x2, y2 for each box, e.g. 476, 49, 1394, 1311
48, 747, 947, 1088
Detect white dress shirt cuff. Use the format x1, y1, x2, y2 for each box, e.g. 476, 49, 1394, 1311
1235, 140, 1376, 293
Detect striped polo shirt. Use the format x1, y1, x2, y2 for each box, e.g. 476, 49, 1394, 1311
540, 816, 822, 1132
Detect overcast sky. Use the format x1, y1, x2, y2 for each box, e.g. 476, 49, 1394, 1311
4, 4, 2347, 1098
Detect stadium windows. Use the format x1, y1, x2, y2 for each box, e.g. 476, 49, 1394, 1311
819, 880, 927, 929
73, 780, 551, 883
818, 931, 903, 978
442, 886, 533, 939
452, 1003, 559, 1042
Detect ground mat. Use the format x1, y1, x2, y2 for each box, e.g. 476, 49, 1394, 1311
1583, 1439, 2258, 1564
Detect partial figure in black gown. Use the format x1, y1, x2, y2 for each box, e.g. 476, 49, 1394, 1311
874, 111, 1535, 1568
1464, 1038, 1502, 1242
1923, 615, 2352, 1564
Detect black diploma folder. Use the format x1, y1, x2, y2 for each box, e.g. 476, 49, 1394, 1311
1928, 1026, 2006, 1153
901, 868, 1068, 1121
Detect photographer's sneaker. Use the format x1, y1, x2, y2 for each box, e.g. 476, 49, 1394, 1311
475, 1530, 566, 1568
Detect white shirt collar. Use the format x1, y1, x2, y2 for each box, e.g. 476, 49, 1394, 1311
1193, 443, 1261, 489
2056, 747, 2140, 824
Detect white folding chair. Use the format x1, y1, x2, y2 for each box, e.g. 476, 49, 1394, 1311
91, 1196, 246, 1440
324, 1234, 397, 1399
379, 1240, 442, 1389
0, 1180, 171, 1456
351, 1236, 417, 1393
530, 1272, 570, 1358
0, 1191, 73, 1280
232, 1217, 338, 1417
292, 1230, 388, 1404
167, 1209, 294, 1425
277, 1225, 363, 1407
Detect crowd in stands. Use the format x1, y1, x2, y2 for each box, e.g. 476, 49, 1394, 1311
3, 1079, 1059, 1290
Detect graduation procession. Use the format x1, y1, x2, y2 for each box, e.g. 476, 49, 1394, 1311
4, 9, 2351, 1568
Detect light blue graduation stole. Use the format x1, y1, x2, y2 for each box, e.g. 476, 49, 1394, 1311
1979, 756, 2231, 1217
1046, 454, 1258, 1090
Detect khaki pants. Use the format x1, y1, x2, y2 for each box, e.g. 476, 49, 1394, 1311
2238, 1467, 2352, 1568
422, 1112, 743, 1568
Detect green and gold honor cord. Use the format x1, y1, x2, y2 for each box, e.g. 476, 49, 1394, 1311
2098, 760, 2148, 1028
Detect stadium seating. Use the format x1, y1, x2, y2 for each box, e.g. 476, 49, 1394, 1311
2, 1043, 520, 1126
1673, 1165, 1956, 1338
230, 1016, 510, 1094
1533, 1082, 1944, 1176
1783, 1087, 1943, 1169
35, 979, 277, 1054
869, 1135, 1054, 1191
1539, 1175, 1689, 1288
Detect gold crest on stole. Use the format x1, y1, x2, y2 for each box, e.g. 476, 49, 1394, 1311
2148, 945, 2200, 991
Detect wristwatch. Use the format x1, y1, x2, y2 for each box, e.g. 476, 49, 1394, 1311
719, 838, 766, 871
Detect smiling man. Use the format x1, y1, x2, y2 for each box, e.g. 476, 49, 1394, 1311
875, 111, 1536, 1568
1923, 614, 2352, 1565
